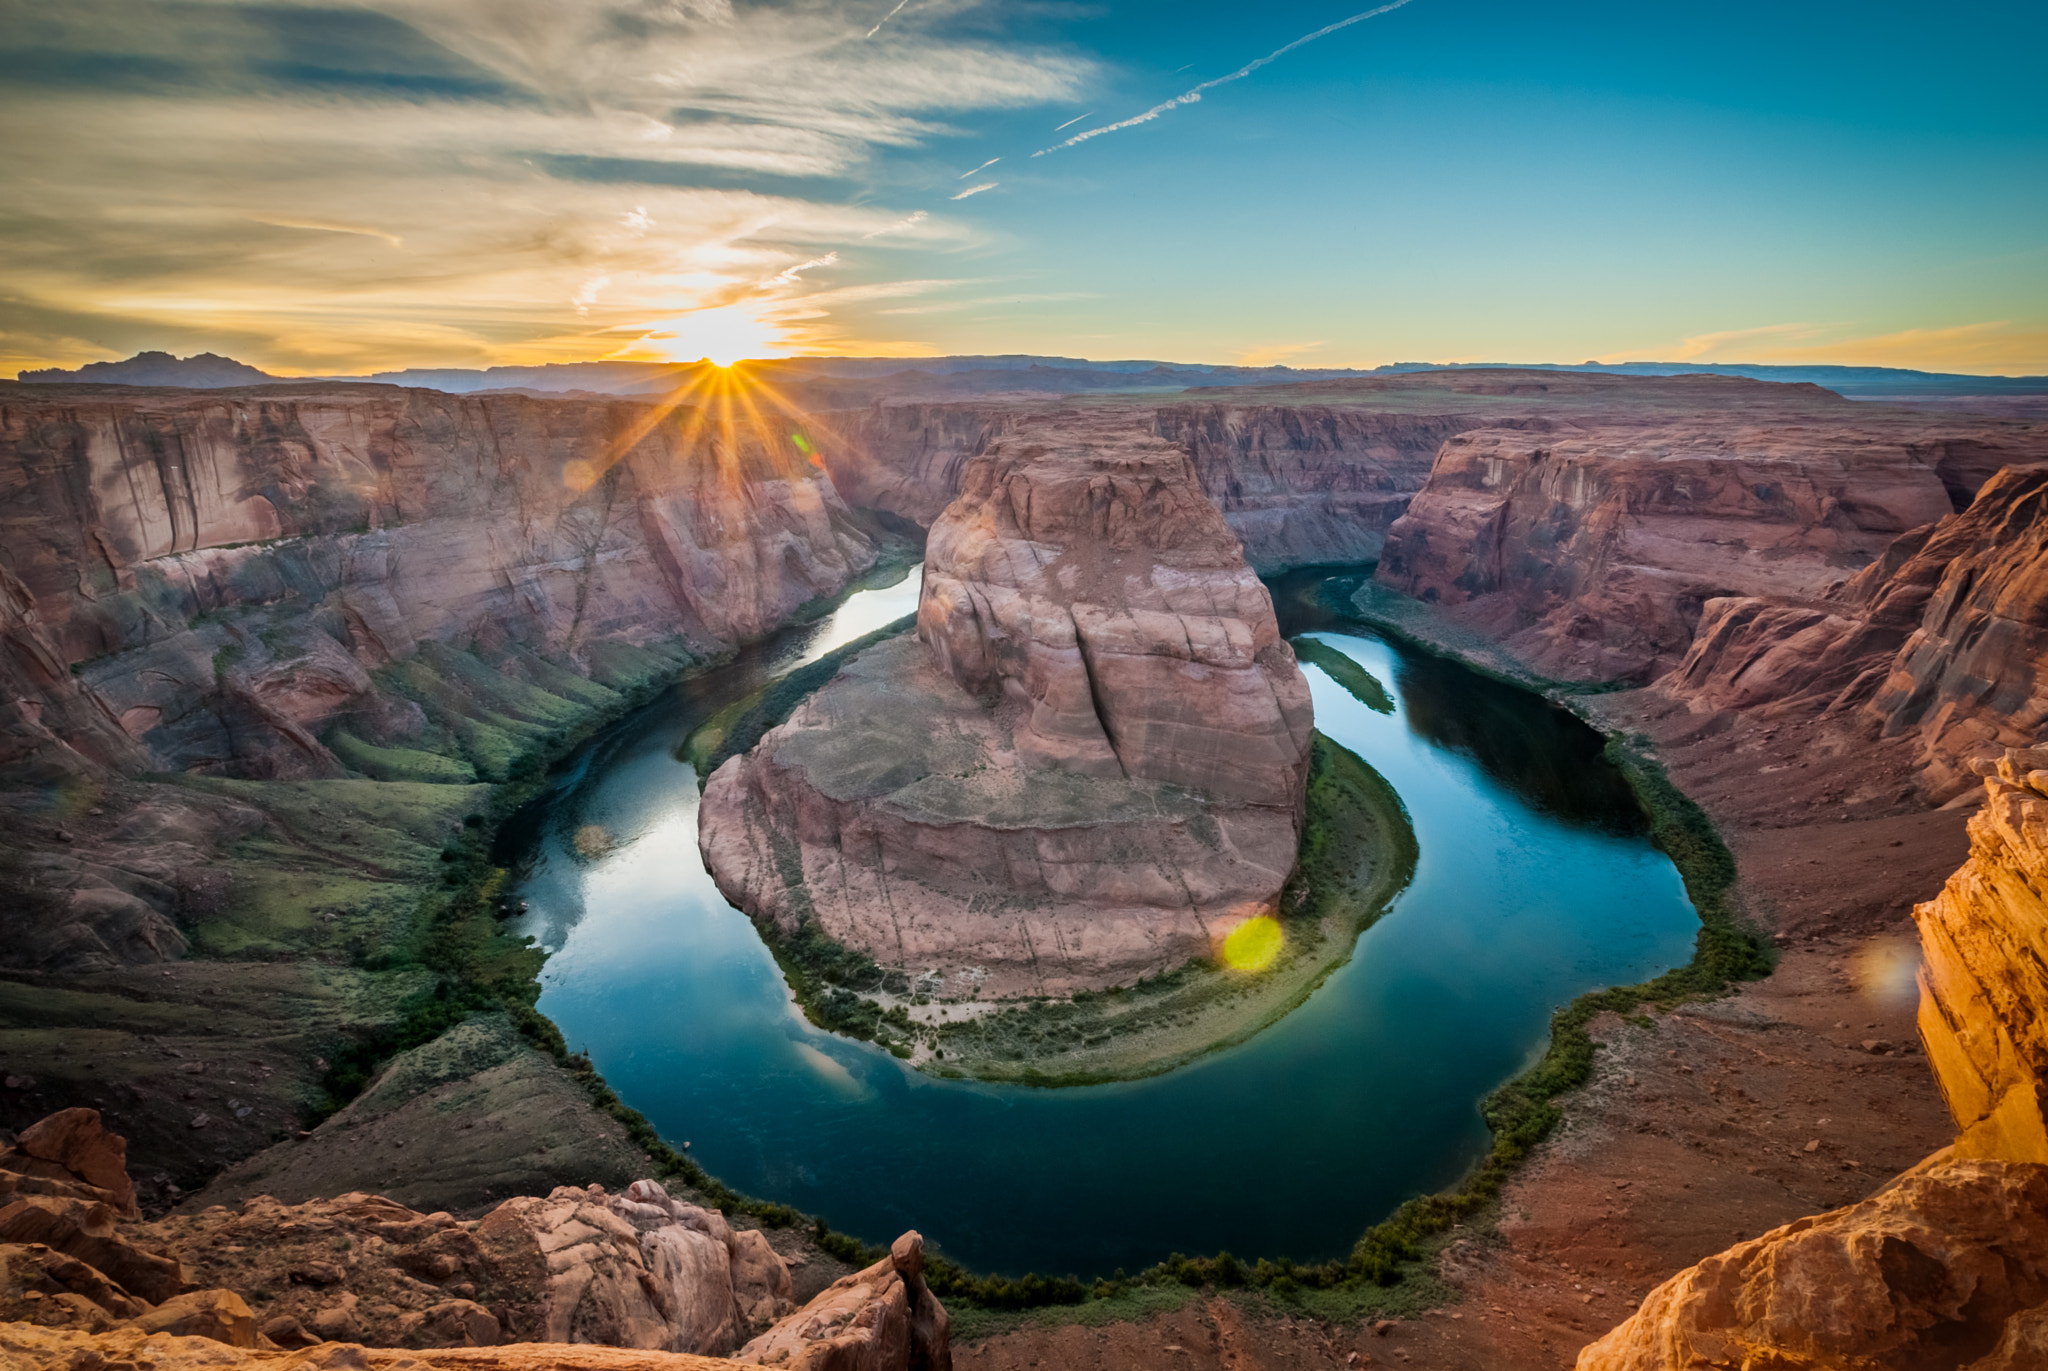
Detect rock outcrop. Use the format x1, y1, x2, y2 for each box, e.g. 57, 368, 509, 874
0, 1108, 945, 1368
1915, 749, 2048, 1166
736, 1232, 949, 1370
0, 383, 878, 781
1578, 1153, 2048, 1371
702, 410, 1313, 998
1661, 465, 2048, 796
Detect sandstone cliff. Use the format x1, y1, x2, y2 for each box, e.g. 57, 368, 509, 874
1662, 465, 2048, 798
702, 411, 1312, 999
0, 382, 878, 781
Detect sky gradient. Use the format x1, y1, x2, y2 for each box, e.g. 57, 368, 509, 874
2, 0, 2043, 375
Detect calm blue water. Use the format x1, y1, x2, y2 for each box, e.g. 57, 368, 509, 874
508, 568, 1697, 1278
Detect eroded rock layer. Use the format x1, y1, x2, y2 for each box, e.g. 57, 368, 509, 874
0, 383, 877, 781
702, 411, 1311, 997
1663, 466, 2048, 797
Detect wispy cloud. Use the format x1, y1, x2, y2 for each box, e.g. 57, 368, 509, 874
951, 182, 999, 200
1035, 0, 1418, 156
0, 0, 1088, 372
1602, 321, 2048, 375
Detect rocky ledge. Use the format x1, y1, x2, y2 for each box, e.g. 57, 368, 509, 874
700, 411, 1312, 1000
0, 1107, 950, 1369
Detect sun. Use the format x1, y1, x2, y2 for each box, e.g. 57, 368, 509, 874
643, 304, 790, 368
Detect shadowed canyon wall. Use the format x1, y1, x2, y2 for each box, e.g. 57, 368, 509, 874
0, 383, 878, 782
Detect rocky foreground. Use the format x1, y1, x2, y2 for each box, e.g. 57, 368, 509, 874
0, 1106, 951, 1369
701, 409, 1313, 998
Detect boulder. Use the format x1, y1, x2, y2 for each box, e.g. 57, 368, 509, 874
736, 1230, 950, 1371
129, 1288, 262, 1347
1577, 1155, 2048, 1371
13, 1107, 140, 1216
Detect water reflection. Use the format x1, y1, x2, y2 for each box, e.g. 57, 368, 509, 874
506, 565, 1699, 1276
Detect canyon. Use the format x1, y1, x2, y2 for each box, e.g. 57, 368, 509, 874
5, 363, 2048, 1370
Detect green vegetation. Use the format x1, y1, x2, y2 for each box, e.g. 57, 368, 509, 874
680, 613, 916, 782
328, 731, 479, 784
1292, 635, 1394, 712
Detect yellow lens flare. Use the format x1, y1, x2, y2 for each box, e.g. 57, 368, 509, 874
1220, 914, 1284, 973
1849, 935, 1922, 1011
571, 824, 615, 860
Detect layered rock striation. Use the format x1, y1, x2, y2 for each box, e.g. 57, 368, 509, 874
702, 411, 1313, 998
1664, 465, 2048, 797
0, 382, 878, 781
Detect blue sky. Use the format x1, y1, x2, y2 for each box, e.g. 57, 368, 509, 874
2, 0, 2041, 373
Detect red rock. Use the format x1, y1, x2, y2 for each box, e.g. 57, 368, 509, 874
735, 1230, 950, 1370
129, 1288, 262, 1347
16, 1107, 140, 1216
702, 411, 1311, 997
1577, 1154, 2048, 1371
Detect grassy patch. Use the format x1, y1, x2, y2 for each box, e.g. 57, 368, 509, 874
1292, 636, 1394, 712
329, 731, 479, 784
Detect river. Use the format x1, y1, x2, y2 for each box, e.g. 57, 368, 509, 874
505, 566, 1698, 1278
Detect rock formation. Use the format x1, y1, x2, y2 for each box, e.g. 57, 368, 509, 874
1379, 414, 1969, 681
1661, 465, 2048, 797
0, 382, 878, 781
1580, 751, 2048, 1367
1577, 1153, 2048, 1371
736, 1232, 950, 1370
0, 1107, 944, 1368
702, 410, 1313, 997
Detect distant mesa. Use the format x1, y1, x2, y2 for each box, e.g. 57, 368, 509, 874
18, 350, 279, 388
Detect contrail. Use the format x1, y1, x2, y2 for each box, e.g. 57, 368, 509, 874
951, 182, 998, 200
1052, 111, 1094, 132
959, 157, 1001, 178
1033, 0, 1417, 156
864, 0, 911, 39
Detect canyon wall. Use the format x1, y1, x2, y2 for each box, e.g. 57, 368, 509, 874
1372, 377, 2048, 688
1663, 465, 2048, 798
0, 383, 879, 781
819, 391, 1497, 570
702, 410, 1312, 998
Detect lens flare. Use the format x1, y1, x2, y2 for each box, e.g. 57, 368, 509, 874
572, 824, 615, 859
1850, 935, 1922, 1010
1220, 915, 1283, 972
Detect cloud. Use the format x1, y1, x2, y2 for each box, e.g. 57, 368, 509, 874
0, 0, 1088, 371
950, 182, 998, 200
959, 157, 1001, 178
1035, 0, 1417, 156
